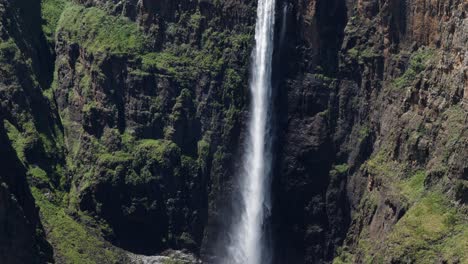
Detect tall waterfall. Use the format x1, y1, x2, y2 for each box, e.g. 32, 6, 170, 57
227, 0, 276, 263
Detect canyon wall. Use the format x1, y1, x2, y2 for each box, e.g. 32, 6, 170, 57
0, 0, 466, 263
273, 0, 467, 263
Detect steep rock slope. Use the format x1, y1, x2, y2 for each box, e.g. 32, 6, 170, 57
0, 0, 58, 262
52, 0, 258, 258
272, 0, 467, 263
18, 0, 257, 261
0, 0, 466, 263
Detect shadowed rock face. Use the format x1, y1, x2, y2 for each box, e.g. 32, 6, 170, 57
0, 0, 466, 263
51, 0, 257, 257
0, 0, 55, 262
0, 127, 53, 264
271, 0, 467, 263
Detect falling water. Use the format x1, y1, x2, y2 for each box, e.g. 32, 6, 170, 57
226, 0, 276, 263
279, 3, 289, 49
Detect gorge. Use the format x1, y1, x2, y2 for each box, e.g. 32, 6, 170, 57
0, 0, 467, 264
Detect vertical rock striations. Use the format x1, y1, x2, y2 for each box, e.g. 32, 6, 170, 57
0, 0, 466, 263
0, 0, 58, 262
50, 0, 257, 259
272, 0, 467, 263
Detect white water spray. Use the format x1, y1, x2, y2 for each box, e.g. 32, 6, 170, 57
226, 0, 276, 263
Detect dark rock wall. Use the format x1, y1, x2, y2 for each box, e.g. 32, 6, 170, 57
0, 0, 466, 263
0, 124, 53, 264
272, 0, 467, 263
0, 0, 57, 262
272, 1, 349, 262
52, 0, 258, 257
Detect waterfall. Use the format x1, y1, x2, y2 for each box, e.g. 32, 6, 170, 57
226, 0, 276, 263
279, 3, 289, 50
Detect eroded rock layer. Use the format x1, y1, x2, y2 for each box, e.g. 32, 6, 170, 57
0, 0, 466, 263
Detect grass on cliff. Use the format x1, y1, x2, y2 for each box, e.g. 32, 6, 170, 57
0, 38, 21, 77
41, 0, 68, 41
140, 29, 247, 82
399, 170, 426, 203
342, 193, 467, 264
89, 136, 182, 187
334, 151, 468, 264
392, 48, 434, 89
58, 3, 147, 54
54, 0, 250, 103
32, 187, 123, 264
133, 139, 181, 169
3, 120, 30, 162
347, 47, 379, 64
382, 192, 467, 264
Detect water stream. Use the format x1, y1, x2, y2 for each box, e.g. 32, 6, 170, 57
226, 0, 276, 263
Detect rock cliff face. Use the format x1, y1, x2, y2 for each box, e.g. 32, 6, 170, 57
273, 0, 467, 263
53, 0, 257, 258
0, 0, 466, 263
0, 0, 57, 262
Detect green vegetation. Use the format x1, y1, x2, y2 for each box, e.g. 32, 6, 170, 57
6, 1, 462, 263
347, 47, 359, 59
365, 151, 402, 180
335, 192, 467, 264
347, 47, 378, 64
1, 0, 252, 262
3, 120, 38, 163
442, 106, 466, 157
383, 192, 467, 263
365, 152, 428, 205
97, 151, 132, 167
141, 52, 181, 73
141, 44, 224, 82
29, 166, 50, 182
197, 137, 211, 170
41, 0, 67, 41
31, 188, 122, 264
393, 48, 435, 89
332, 246, 354, 264
0, 38, 20, 75
135, 139, 181, 168
58, 4, 148, 54
335, 164, 349, 174
169, 88, 194, 124
81, 137, 184, 186
55, 1, 251, 103
358, 126, 370, 141
330, 164, 349, 177
0, 38, 19, 59
399, 170, 426, 203
223, 68, 243, 94
180, 155, 198, 177
334, 149, 467, 263
360, 48, 378, 59
162, 259, 185, 264
313, 73, 336, 83
140, 21, 251, 86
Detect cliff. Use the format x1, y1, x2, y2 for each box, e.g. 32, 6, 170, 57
0, 0, 466, 263
274, 0, 467, 263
